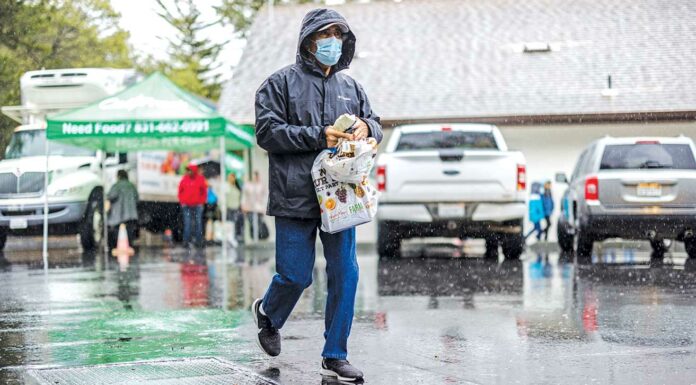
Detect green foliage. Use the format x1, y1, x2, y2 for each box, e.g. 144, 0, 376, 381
144, 0, 227, 101
0, 0, 133, 157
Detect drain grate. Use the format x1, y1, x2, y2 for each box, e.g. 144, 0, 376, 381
25, 357, 279, 385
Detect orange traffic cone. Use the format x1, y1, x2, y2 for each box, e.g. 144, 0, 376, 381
112, 223, 135, 257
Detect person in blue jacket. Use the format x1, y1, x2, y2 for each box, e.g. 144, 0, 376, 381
541, 180, 555, 241
526, 182, 545, 241
251, 8, 383, 382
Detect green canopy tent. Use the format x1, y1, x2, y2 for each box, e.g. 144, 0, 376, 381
45, 72, 253, 267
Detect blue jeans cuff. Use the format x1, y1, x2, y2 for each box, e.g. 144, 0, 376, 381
322, 354, 347, 360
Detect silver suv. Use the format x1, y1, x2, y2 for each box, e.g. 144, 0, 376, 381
556, 136, 696, 260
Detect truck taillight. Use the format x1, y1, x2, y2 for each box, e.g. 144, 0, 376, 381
516, 164, 526, 191
377, 165, 386, 192
585, 176, 599, 201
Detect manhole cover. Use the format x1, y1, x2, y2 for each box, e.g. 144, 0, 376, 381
25, 357, 279, 385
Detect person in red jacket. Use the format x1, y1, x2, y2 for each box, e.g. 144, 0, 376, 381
178, 164, 207, 248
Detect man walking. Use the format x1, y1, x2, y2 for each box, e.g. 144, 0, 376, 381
178, 164, 207, 248
252, 8, 382, 383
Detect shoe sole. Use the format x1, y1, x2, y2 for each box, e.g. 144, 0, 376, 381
252, 298, 277, 357
320, 368, 361, 382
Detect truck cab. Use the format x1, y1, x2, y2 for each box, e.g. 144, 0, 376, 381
0, 68, 139, 250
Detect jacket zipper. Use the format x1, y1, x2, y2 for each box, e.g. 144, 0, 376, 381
321, 77, 327, 125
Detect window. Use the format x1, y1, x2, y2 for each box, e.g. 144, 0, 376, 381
395, 131, 498, 152
600, 144, 696, 170
5, 130, 95, 159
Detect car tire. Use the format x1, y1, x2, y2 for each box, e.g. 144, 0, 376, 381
501, 234, 524, 260
557, 220, 574, 252
80, 191, 104, 251
0, 228, 6, 251
576, 230, 594, 263
377, 221, 401, 259
685, 238, 696, 259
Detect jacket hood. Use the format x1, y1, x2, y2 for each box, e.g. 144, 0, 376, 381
187, 164, 199, 174
531, 182, 543, 194
297, 8, 356, 76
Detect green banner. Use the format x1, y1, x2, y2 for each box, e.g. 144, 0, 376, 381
46, 72, 252, 152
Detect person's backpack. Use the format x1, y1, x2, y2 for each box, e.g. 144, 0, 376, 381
207, 186, 218, 205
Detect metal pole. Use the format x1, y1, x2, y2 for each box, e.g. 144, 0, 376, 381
42, 136, 49, 275
102, 153, 108, 267
219, 137, 227, 266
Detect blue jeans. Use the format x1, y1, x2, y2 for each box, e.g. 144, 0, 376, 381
262, 217, 357, 359
181, 205, 204, 246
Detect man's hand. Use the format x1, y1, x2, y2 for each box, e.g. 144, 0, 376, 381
352, 119, 369, 140
325, 126, 354, 148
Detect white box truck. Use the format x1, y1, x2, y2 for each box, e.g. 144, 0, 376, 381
0, 68, 184, 251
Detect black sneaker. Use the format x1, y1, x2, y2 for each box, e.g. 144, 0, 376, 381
320, 358, 364, 382
252, 298, 280, 357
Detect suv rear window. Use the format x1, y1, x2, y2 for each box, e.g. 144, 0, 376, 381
396, 131, 498, 151
600, 144, 696, 170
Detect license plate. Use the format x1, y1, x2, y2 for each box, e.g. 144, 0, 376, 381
637, 183, 662, 197
9, 218, 28, 229
438, 203, 465, 218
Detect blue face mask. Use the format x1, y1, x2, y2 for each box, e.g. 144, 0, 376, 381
313, 37, 343, 66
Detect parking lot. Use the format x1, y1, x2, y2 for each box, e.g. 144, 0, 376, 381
2, 238, 696, 384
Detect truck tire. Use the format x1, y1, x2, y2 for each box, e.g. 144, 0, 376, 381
484, 237, 499, 260
650, 239, 670, 254
576, 230, 594, 263
557, 220, 574, 252
0, 228, 6, 251
685, 238, 696, 259
80, 191, 103, 251
377, 221, 401, 259
501, 234, 524, 260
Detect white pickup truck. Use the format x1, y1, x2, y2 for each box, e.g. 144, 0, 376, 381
375, 124, 527, 259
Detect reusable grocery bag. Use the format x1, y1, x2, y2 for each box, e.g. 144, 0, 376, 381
312, 139, 379, 233
322, 139, 376, 183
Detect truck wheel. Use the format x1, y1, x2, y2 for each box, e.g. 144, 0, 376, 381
484, 237, 499, 260
501, 234, 524, 260
650, 239, 670, 254
576, 231, 594, 263
377, 221, 401, 259
685, 238, 696, 259
0, 228, 6, 251
557, 221, 574, 252
80, 192, 103, 251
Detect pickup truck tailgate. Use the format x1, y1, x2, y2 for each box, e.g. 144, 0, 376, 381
383, 150, 521, 202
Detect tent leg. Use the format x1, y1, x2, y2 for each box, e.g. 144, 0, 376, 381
42, 138, 49, 275
102, 155, 108, 267
220, 137, 228, 267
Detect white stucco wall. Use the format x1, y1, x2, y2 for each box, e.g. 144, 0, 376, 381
251, 121, 696, 244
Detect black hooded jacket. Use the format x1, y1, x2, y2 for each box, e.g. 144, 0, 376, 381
255, 8, 383, 219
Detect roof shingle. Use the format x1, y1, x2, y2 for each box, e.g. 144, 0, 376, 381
219, 0, 696, 124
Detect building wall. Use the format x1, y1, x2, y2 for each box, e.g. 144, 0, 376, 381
250, 121, 696, 244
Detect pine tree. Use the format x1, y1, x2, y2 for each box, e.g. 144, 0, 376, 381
153, 0, 228, 101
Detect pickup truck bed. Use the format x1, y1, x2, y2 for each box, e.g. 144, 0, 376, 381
376, 124, 526, 259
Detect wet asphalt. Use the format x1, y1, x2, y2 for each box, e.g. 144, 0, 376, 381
2, 237, 696, 384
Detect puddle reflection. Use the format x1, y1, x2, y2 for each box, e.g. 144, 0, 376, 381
3, 243, 696, 383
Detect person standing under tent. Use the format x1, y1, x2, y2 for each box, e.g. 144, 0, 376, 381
107, 170, 139, 249
178, 164, 207, 248
241, 171, 268, 240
